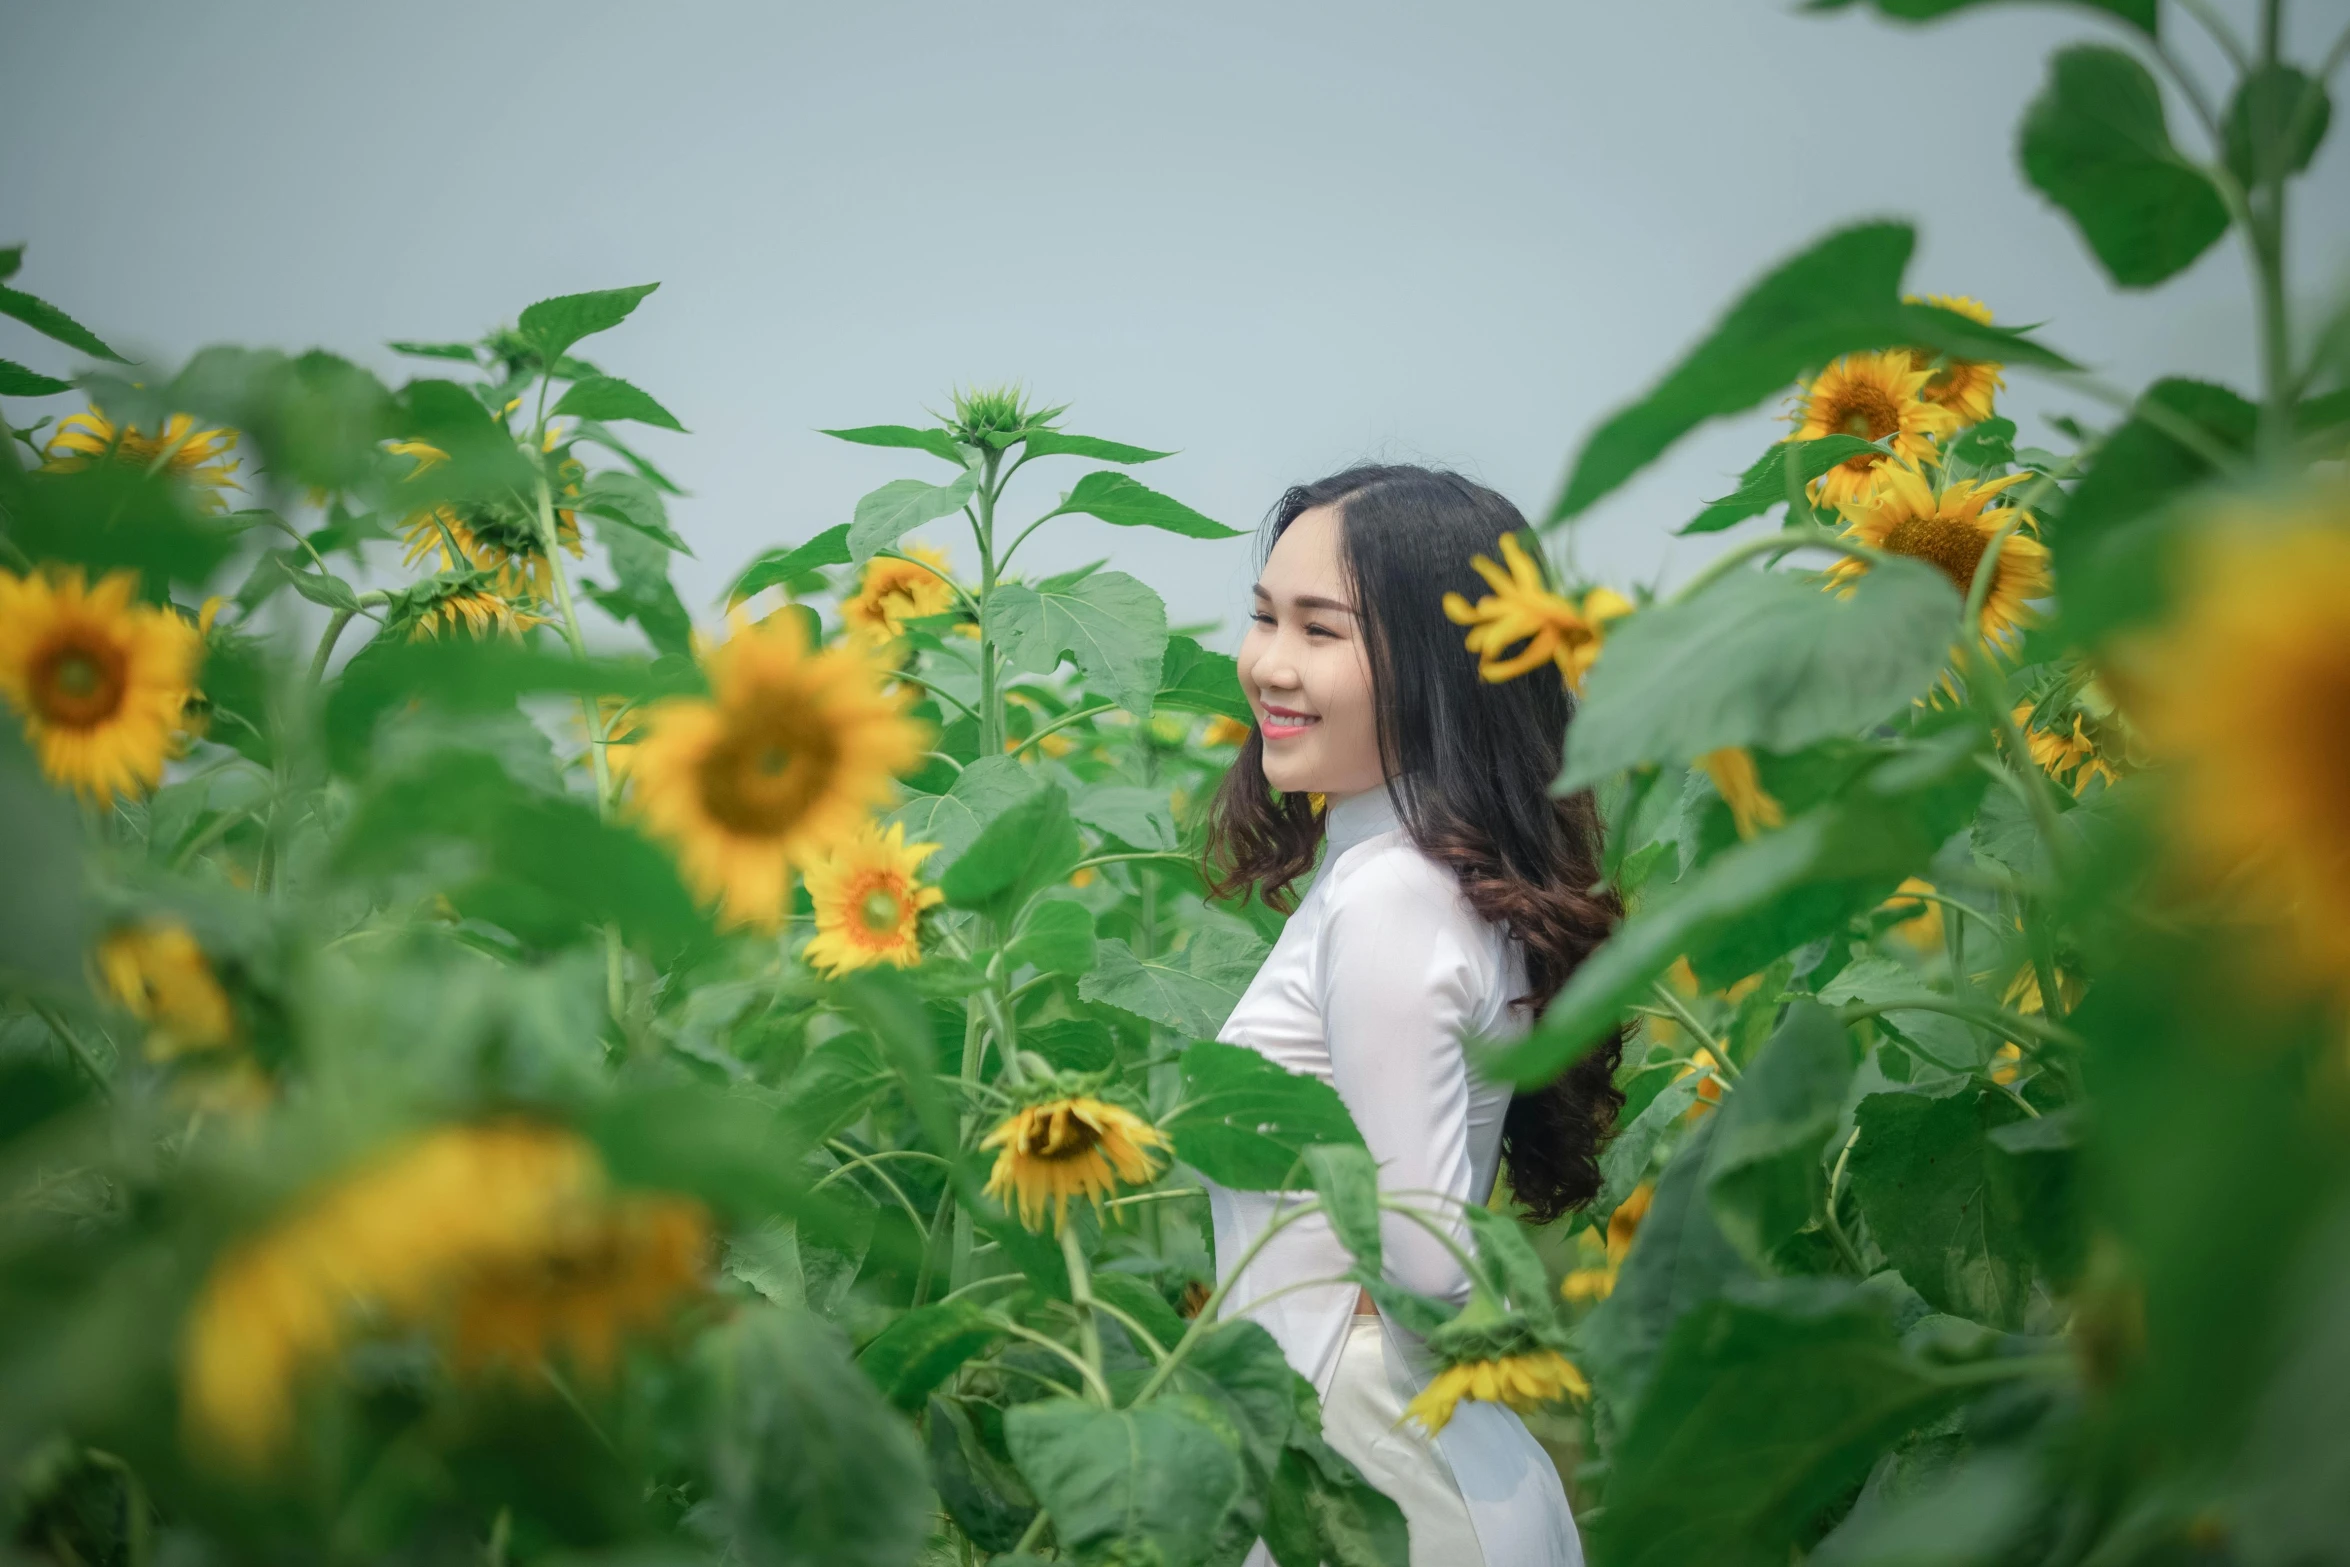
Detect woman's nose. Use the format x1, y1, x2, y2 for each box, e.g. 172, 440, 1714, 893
1249, 637, 1299, 693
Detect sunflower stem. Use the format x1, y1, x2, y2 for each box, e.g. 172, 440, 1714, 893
1133, 1197, 1329, 1404
1822, 1128, 1866, 1276
1648, 980, 1740, 1081
33, 1002, 112, 1100
1058, 1223, 1111, 1403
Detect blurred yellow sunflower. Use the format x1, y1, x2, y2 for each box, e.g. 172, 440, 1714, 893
800, 820, 944, 975
1826, 462, 2047, 648
1904, 294, 2007, 426
980, 1095, 1168, 1230
1561, 1180, 1653, 1304
44, 407, 240, 508
1787, 351, 1960, 509
1698, 746, 1784, 839
0, 568, 201, 804
1882, 877, 1946, 954
1201, 715, 1252, 748
449, 1194, 709, 1378
1405, 1348, 1588, 1436
1442, 534, 1632, 690
97, 921, 235, 1059
630, 613, 928, 929
843, 546, 957, 645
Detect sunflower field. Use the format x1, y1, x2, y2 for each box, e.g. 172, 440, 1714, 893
2, 2, 2346, 1564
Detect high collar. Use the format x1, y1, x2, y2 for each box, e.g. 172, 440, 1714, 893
1322, 785, 1404, 858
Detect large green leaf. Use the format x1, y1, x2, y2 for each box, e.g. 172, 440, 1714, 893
573, 467, 689, 554
551, 373, 685, 431
1264, 1432, 1411, 1567
847, 471, 979, 561
1593, 1073, 1704, 1232
1020, 430, 1175, 464
883, 754, 1035, 873
1080, 926, 1268, 1039
927, 1395, 1038, 1552
1007, 1400, 1245, 1567
323, 637, 688, 774
144, 346, 400, 495
1704, 1002, 1857, 1266
2224, 63, 2332, 189
585, 508, 694, 658
820, 423, 971, 466
988, 569, 1170, 715
1167, 1318, 1299, 1482
1678, 436, 1878, 535
1550, 223, 2076, 521
1592, 1282, 1965, 1567
1561, 557, 1961, 789
938, 784, 1083, 922
1163, 1040, 1365, 1190
0, 359, 73, 396
1804, 0, 2155, 33
1007, 897, 1097, 976
1070, 784, 1177, 851
857, 1299, 1005, 1410
2020, 46, 2230, 289
690, 1306, 931, 1567
0, 281, 127, 363
1848, 1082, 2034, 1327
0, 726, 94, 1004
726, 523, 853, 603
517, 283, 659, 363
1042, 471, 1242, 539
1155, 633, 1251, 722
1306, 1144, 1383, 1275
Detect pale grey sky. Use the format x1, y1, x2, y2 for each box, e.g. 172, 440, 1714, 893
5, 1, 2344, 646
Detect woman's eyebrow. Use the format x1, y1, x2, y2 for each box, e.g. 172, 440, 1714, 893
1250, 583, 1356, 614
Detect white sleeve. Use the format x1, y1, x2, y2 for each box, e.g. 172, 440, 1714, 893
1316, 847, 1489, 1307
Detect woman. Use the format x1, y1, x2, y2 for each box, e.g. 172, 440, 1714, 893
1202, 465, 1622, 1567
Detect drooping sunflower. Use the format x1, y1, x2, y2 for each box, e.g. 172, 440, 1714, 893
1404, 1312, 1589, 1435
800, 820, 944, 975
2013, 668, 2130, 797
630, 613, 929, 929
980, 1093, 1168, 1231
400, 575, 547, 641
44, 407, 241, 509
842, 546, 958, 646
97, 921, 235, 1059
1442, 534, 1633, 690
1903, 294, 2007, 427
1825, 462, 2048, 648
1787, 351, 1961, 510
391, 436, 584, 601
2113, 508, 2350, 1006
1698, 746, 1784, 839
0, 568, 201, 804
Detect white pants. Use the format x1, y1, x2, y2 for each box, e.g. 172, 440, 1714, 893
1320, 1315, 1487, 1567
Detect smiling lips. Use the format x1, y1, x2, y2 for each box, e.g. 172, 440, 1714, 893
1260, 704, 1319, 741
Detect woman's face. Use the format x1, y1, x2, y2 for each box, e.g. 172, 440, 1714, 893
1239, 503, 1387, 801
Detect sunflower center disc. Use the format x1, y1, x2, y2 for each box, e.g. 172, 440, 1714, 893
1832, 388, 1903, 442
698, 709, 837, 836
859, 888, 902, 933
1025, 1106, 1104, 1162
35, 640, 128, 728
1881, 513, 1990, 597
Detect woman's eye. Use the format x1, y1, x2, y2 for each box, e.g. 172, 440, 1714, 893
1249, 611, 1276, 627
1305, 623, 1336, 639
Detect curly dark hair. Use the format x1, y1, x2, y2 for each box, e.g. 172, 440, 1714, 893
1202, 464, 1624, 1223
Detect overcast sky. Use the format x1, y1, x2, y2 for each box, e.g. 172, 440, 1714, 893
5, 1, 2344, 646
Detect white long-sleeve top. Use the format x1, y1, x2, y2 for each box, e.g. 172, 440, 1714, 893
1206, 787, 1582, 1566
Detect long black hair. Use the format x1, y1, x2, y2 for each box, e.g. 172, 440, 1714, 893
1203, 464, 1624, 1222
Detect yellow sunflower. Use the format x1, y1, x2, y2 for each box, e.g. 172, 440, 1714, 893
1698, 746, 1784, 839
1442, 534, 1632, 690
843, 546, 957, 645
630, 613, 929, 929
800, 820, 944, 975
1904, 294, 2006, 427
1881, 876, 1946, 954
43, 407, 240, 509
408, 583, 545, 641
0, 568, 201, 804
980, 1095, 1168, 1230
449, 1193, 709, 1378
97, 921, 235, 1059
1787, 351, 1961, 510
1561, 1180, 1653, 1304
1405, 1348, 1589, 1435
1825, 462, 2048, 648
2113, 508, 2350, 1006
2013, 695, 2125, 797
1201, 715, 1252, 748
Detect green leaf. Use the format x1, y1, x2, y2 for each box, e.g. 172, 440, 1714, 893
1809, 1448, 2042, 1567
572, 468, 691, 553
1019, 430, 1175, 464
0, 725, 95, 1003
1265, 1432, 1411, 1567
938, 784, 1083, 921
1155, 633, 1251, 722
1043, 471, 1242, 539
1551, 223, 2076, 521
1703, 1002, 1856, 1266
691, 1305, 931, 1567
517, 282, 659, 362
1848, 1082, 2034, 1327
1591, 1281, 1964, 1567
1093, 1272, 1190, 1357
1164, 1039, 1366, 1190
584, 509, 695, 659
857, 1299, 1005, 1410
2224, 63, 2332, 189
847, 471, 979, 562
0, 358, 72, 397
1593, 1073, 1703, 1232
988, 569, 1169, 716
1306, 1144, 1382, 1274
1008, 897, 1097, 975
727, 523, 853, 603
278, 560, 363, 614
153, 346, 399, 494
1679, 436, 1880, 535
1070, 784, 1177, 851
552, 373, 686, 431
928, 1395, 1038, 1551
1803, 0, 2154, 33
0, 282, 127, 363
1005, 1399, 1246, 1567
1024, 1018, 1117, 1074
323, 637, 689, 775
884, 755, 1036, 873
0, 245, 20, 282
1986, 1107, 2088, 1289
2020, 46, 2230, 289
387, 339, 480, 363
820, 423, 971, 466
1562, 558, 1961, 789
3, 460, 240, 589
1465, 1207, 1553, 1311
1080, 926, 1268, 1039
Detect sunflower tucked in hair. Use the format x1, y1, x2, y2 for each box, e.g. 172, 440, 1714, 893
1904, 294, 2007, 427
1442, 534, 1632, 690
98, 921, 236, 1060
630, 612, 929, 929
0, 568, 201, 804
980, 1090, 1168, 1231
800, 820, 944, 975
44, 407, 241, 509
1825, 461, 2047, 649
1787, 351, 1961, 510
842, 546, 958, 646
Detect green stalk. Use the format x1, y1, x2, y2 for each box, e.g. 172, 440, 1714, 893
1059, 1223, 1110, 1403
1648, 979, 1740, 1081
34, 1003, 112, 1099
2252, 0, 2294, 467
